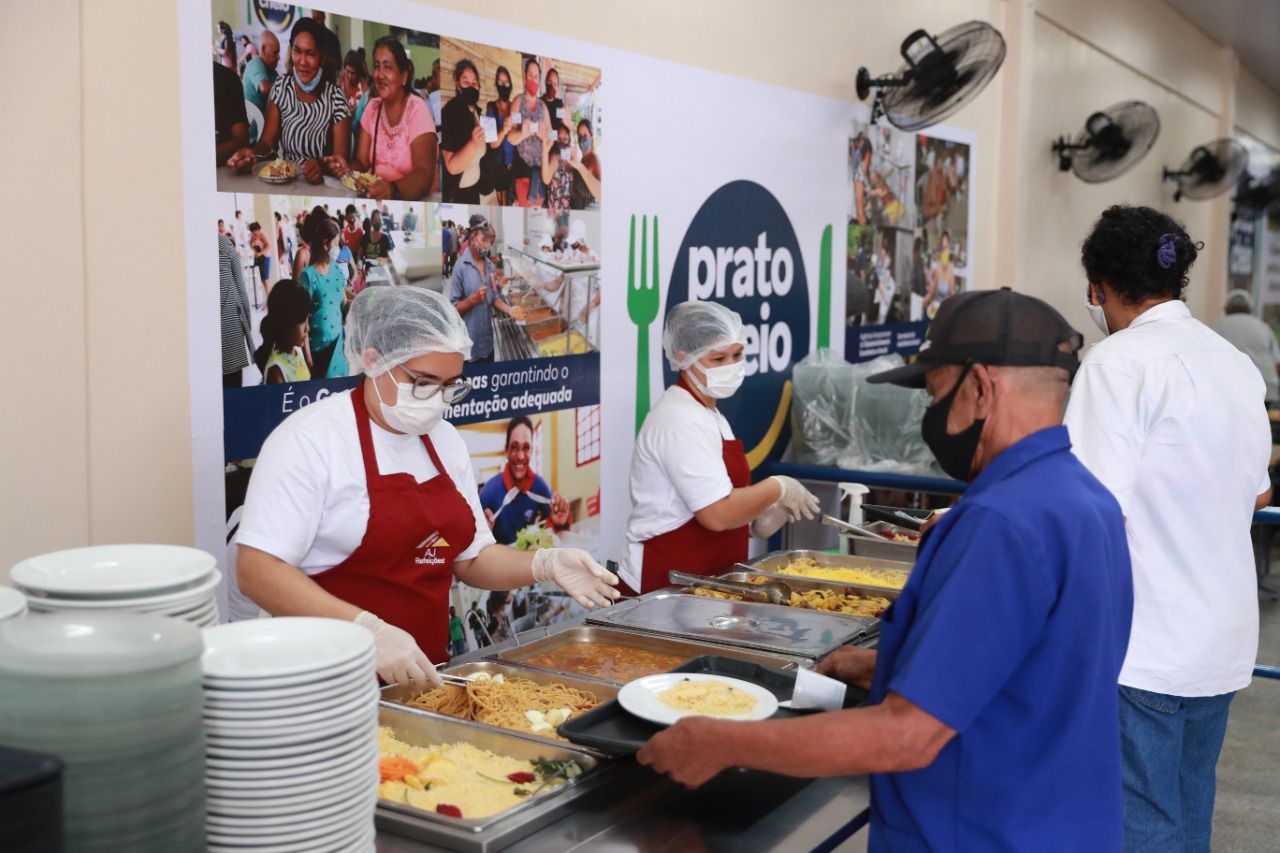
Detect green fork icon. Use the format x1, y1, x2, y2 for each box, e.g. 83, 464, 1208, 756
627, 214, 661, 435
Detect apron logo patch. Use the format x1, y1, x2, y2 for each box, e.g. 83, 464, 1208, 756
415, 531, 450, 565
416, 531, 451, 550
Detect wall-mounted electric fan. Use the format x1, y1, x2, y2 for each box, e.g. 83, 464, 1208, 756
1163, 139, 1249, 201
1051, 101, 1160, 182
856, 21, 1006, 131
1235, 167, 1280, 217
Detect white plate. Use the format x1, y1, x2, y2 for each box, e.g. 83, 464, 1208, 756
205, 702, 377, 747
23, 570, 221, 611
618, 673, 779, 726
207, 769, 376, 813
203, 674, 370, 710
206, 740, 377, 781
202, 648, 374, 692
205, 718, 376, 760
206, 731, 375, 770
203, 685, 378, 723
201, 618, 373, 680
11, 544, 216, 598
205, 741, 376, 789
172, 597, 219, 618
206, 790, 374, 829
209, 814, 373, 853
0, 587, 27, 621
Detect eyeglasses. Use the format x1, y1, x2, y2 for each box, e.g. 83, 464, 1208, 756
395, 365, 472, 403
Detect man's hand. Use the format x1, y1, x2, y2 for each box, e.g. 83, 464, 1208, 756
301, 158, 324, 184
637, 717, 730, 788
816, 646, 877, 690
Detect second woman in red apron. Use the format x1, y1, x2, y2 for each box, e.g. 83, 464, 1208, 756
619, 301, 820, 594
236, 285, 619, 687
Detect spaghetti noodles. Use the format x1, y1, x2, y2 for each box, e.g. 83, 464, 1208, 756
405, 673, 598, 740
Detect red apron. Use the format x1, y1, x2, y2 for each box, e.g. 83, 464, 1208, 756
313, 384, 476, 662
635, 378, 752, 594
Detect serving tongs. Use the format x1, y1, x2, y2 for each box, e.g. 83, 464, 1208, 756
821, 515, 887, 541
667, 570, 792, 606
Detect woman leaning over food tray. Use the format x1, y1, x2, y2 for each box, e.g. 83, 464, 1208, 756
618, 301, 821, 594
236, 287, 619, 687
225, 17, 351, 185
328, 36, 437, 201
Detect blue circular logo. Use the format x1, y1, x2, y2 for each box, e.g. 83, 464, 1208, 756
664, 181, 810, 468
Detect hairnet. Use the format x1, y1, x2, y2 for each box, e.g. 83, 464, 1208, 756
662, 301, 746, 371
344, 287, 472, 376
1225, 288, 1253, 312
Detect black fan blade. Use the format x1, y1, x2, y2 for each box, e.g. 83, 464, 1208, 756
880, 20, 1006, 131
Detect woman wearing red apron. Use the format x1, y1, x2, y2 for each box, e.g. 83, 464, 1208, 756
236, 286, 619, 687
619, 302, 821, 595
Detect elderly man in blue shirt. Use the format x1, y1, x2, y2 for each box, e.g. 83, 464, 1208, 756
448, 215, 525, 362
639, 288, 1134, 852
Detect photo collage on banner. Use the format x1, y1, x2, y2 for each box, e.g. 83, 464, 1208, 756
846, 119, 970, 362
209, 3, 603, 651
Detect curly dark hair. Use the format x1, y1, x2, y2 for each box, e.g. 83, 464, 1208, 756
1080, 205, 1201, 303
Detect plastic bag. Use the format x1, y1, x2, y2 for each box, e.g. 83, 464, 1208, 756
789, 349, 856, 465
837, 354, 941, 476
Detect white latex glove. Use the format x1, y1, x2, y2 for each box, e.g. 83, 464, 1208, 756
354, 610, 442, 688
531, 548, 621, 609
750, 503, 791, 538
770, 475, 821, 521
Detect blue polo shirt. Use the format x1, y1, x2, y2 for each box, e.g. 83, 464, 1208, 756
478, 472, 555, 545
448, 250, 497, 360
868, 426, 1132, 852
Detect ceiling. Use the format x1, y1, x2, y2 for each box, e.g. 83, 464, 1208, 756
1165, 0, 1280, 92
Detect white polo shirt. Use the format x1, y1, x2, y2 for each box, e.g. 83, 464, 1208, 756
1063, 300, 1271, 696
237, 390, 495, 574
620, 384, 736, 590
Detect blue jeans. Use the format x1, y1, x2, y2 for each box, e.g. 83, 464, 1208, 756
1119, 685, 1234, 853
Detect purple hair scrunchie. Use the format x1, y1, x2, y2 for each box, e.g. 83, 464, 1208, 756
1156, 234, 1179, 270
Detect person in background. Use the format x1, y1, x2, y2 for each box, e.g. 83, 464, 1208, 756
540, 126, 574, 212
241, 32, 279, 122
512, 57, 550, 208
923, 230, 956, 314
620, 302, 820, 594
402, 206, 418, 234
298, 213, 351, 378
253, 279, 312, 384
249, 221, 272, 286
236, 287, 618, 686
360, 214, 395, 265
339, 48, 370, 154
908, 236, 928, 322
441, 220, 454, 277
237, 35, 257, 74
219, 230, 253, 389
341, 204, 364, 258
873, 233, 897, 324
569, 119, 601, 209
479, 416, 572, 545
542, 66, 565, 133
448, 216, 526, 363
273, 211, 292, 277
439, 59, 487, 204
447, 606, 466, 657
225, 17, 351, 185
485, 66, 519, 205
214, 21, 236, 71
331, 37, 437, 202
1064, 205, 1272, 853
427, 58, 443, 127
640, 290, 1134, 853
1212, 288, 1280, 407
213, 62, 250, 166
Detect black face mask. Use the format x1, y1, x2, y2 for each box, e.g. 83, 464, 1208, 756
459, 85, 480, 107
496, 83, 512, 100
921, 363, 986, 481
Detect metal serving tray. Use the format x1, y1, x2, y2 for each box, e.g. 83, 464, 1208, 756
375, 705, 610, 852
676, 571, 898, 620
845, 534, 919, 563
745, 549, 913, 591
586, 594, 873, 659
493, 625, 810, 684
380, 661, 618, 751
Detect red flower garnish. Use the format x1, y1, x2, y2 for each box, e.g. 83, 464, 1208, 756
506, 772, 537, 783
436, 804, 463, 818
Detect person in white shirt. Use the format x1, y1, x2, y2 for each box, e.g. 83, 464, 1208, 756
1063, 205, 1273, 853
873, 235, 897, 325
1212, 289, 1280, 405
619, 301, 820, 594
236, 287, 619, 688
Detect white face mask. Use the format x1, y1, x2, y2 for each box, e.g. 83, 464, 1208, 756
1084, 294, 1109, 336
373, 376, 446, 436
690, 360, 746, 399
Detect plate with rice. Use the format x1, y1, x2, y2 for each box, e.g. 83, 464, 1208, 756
618, 673, 778, 726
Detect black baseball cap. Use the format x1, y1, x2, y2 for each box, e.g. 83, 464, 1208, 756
866, 287, 1083, 388
467, 214, 494, 238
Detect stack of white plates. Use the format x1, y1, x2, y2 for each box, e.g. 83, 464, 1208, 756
12, 544, 221, 628
202, 618, 379, 853
0, 586, 28, 621
0, 612, 206, 851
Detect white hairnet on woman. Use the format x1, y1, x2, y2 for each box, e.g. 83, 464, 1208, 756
345, 286, 472, 377
618, 299, 819, 595
236, 283, 618, 693
663, 300, 746, 370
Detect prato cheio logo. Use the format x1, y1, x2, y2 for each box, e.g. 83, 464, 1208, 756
664, 180, 810, 468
